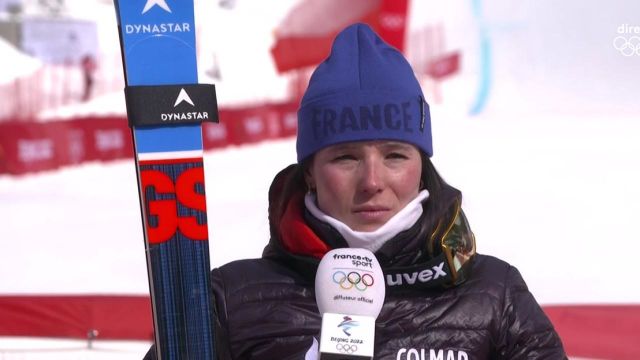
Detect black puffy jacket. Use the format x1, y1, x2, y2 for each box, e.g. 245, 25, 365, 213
147, 165, 566, 359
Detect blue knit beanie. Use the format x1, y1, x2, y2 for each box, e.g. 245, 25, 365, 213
296, 23, 432, 163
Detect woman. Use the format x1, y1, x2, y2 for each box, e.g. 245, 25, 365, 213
146, 23, 566, 359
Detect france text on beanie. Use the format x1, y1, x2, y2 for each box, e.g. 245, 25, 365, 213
296, 23, 432, 163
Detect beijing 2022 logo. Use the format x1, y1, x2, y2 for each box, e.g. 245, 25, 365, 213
614, 25, 640, 56
333, 270, 374, 291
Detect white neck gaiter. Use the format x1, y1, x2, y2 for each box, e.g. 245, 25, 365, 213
304, 190, 430, 253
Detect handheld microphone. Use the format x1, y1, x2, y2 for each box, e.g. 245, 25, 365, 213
315, 248, 385, 359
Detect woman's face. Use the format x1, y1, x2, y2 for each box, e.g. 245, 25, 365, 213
306, 140, 422, 232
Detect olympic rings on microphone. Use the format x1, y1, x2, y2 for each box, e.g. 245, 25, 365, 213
332, 270, 375, 291
336, 343, 358, 353
613, 36, 640, 56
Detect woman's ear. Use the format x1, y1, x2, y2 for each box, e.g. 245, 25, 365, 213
303, 165, 315, 192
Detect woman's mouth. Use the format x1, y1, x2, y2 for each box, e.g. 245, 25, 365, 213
352, 207, 390, 223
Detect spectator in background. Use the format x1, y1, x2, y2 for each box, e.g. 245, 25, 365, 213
81, 54, 96, 102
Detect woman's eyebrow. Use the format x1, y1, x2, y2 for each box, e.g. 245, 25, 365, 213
328, 144, 358, 152
379, 142, 413, 151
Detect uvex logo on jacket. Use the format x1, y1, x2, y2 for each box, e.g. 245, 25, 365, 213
385, 262, 447, 287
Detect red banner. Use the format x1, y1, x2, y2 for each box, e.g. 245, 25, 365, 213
0, 295, 152, 340
545, 305, 640, 360
425, 52, 461, 80
0, 117, 133, 175
1, 295, 639, 359
0, 101, 298, 175
376, 0, 409, 52
270, 0, 408, 73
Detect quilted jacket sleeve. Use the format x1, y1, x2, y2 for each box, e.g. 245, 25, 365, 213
496, 265, 567, 359
211, 267, 233, 360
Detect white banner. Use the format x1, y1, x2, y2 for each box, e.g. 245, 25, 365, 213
21, 17, 98, 64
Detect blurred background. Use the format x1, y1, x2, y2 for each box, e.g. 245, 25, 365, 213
1, 0, 639, 358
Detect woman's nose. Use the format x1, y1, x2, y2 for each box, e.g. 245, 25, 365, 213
358, 158, 383, 194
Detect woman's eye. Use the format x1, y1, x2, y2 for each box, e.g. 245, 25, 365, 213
387, 152, 408, 160
332, 154, 357, 162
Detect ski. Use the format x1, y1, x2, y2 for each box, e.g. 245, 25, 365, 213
113, 0, 217, 358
